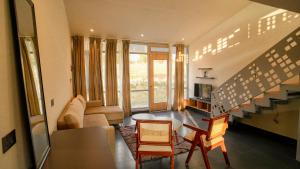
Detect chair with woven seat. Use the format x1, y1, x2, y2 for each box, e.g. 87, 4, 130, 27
183, 113, 230, 169
136, 120, 174, 169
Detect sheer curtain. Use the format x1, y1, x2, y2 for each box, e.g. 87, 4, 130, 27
122, 40, 131, 116
105, 39, 119, 106
88, 37, 104, 105
72, 36, 87, 98
173, 44, 185, 111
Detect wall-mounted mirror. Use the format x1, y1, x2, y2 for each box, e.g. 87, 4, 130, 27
10, 0, 50, 168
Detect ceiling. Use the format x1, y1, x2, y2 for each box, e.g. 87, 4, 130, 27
64, 0, 251, 44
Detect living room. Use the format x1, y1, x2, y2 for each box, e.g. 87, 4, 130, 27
1, 0, 300, 169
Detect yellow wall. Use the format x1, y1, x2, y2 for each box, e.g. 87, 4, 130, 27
0, 0, 72, 168
240, 99, 300, 139
33, 0, 73, 134
0, 0, 31, 168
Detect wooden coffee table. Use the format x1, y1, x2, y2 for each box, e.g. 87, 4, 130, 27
132, 113, 155, 121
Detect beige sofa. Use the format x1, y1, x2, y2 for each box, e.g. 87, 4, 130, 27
57, 95, 119, 155
84, 100, 124, 125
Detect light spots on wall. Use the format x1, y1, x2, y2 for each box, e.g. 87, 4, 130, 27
192, 28, 241, 61
192, 9, 299, 62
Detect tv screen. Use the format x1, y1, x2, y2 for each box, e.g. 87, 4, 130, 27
194, 83, 200, 97
194, 83, 212, 99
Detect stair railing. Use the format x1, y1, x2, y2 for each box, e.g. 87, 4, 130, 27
211, 27, 300, 116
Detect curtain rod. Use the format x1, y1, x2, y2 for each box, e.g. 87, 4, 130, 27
75, 35, 187, 47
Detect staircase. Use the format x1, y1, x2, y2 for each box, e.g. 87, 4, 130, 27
230, 76, 300, 118
211, 27, 300, 119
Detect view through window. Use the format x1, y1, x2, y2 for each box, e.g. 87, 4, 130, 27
129, 44, 149, 108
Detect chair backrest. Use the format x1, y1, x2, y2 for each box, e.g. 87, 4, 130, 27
206, 113, 229, 140
136, 120, 172, 146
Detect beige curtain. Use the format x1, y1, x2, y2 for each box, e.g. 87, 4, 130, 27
105, 39, 118, 106
173, 44, 185, 111
122, 40, 131, 116
89, 37, 104, 105
20, 37, 41, 116
72, 36, 87, 98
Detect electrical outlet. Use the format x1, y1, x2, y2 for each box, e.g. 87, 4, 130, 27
2, 130, 16, 154
51, 98, 55, 107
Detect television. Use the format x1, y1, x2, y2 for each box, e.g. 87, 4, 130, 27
194, 83, 212, 99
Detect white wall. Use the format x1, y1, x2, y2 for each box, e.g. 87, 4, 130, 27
189, 3, 300, 95
0, 0, 31, 168
188, 3, 300, 138
33, 0, 73, 134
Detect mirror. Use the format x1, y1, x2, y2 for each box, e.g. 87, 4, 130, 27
11, 0, 50, 168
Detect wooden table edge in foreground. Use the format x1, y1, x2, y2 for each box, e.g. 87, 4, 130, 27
42, 127, 116, 169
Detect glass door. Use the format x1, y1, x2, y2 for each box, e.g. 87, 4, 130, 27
149, 52, 169, 111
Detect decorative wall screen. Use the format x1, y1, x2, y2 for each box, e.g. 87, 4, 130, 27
212, 27, 300, 115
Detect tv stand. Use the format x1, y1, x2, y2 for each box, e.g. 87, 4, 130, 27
185, 97, 211, 114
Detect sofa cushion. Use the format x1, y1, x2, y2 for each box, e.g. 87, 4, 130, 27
83, 114, 109, 128
64, 113, 80, 128
85, 106, 124, 121
57, 99, 72, 130
76, 95, 86, 110
64, 98, 85, 128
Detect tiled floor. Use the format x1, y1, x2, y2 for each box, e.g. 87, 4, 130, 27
114, 110, 300, 169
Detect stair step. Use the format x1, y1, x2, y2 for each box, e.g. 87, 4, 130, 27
253, 98, 271, 107
270, 99, 289, 104
241, 103, 256, 113
229, 108, 244, 118
280, 84, 300, 92
265, 91, 287, 100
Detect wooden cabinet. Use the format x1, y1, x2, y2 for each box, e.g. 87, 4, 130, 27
185, 98, 211, 114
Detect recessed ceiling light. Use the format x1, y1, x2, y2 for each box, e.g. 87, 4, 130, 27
182, 38, 185, 41
90, 28, 94, 32
140, 34, 144, 37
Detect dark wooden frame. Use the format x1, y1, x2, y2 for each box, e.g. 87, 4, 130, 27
183, 113, 230, 169
136, 120, 174, 169
9, 0, 51, 168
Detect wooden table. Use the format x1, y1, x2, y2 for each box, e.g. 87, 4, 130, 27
131, 113, 156, 121
42, 127, 116, 169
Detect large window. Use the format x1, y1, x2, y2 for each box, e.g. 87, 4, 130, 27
85, 39, 122, 106
129, 44, 148, 109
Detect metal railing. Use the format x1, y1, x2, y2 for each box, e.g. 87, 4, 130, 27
211, 27, 300, 116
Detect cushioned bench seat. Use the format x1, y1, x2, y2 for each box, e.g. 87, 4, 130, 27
85, 106, 124, 125
83, 114, 110, 127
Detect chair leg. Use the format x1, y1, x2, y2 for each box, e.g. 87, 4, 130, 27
136, 153, 139, 169
174, 131, 179, 143
139, 155, 142, 166
185, 142, 196, 165
199, 145, 211, 169
170, 154, 174, 169
221, 143, 230, 166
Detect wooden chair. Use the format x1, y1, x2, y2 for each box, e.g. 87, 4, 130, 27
183, 113, 230, 169
136, 120, 174, 169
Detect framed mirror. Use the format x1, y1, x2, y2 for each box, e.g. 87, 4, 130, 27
10, 0, 50, 168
